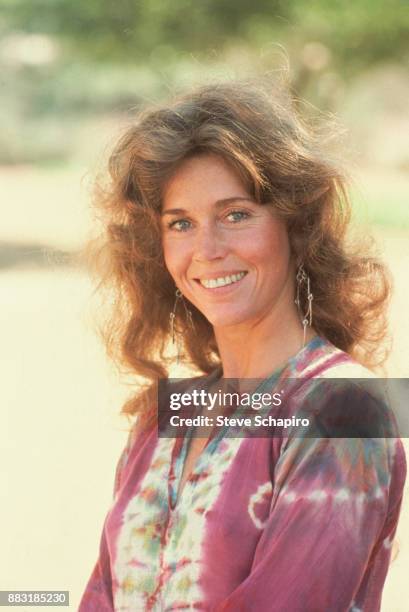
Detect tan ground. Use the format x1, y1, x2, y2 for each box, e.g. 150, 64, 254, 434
0, 167, 408, 611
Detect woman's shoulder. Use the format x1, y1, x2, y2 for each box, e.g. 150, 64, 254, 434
279, 338, 407, 509
292, 335, 376, 379
281, 336, 406, 442
124, 368, 221, 441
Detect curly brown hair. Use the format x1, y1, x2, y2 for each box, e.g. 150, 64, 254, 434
80, 79, 391, 426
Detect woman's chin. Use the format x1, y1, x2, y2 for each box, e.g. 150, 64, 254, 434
203, 309, 252, 330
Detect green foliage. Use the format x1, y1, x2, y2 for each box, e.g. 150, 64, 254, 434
1, 0, 408, 166
2, 0, 408, 71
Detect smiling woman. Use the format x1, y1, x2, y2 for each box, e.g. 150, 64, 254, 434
78, 80, 406, 611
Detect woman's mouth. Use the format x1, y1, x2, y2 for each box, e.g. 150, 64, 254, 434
195, 271, 248, 289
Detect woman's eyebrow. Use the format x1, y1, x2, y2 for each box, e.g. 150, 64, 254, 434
161, 197, 254, 217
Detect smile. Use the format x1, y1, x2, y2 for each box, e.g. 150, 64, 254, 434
198, 271, 247, 289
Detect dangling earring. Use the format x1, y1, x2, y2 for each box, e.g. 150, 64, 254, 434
169, 288, 195, 363
295, 263, 313, 348
169, 289, 182, 345
182, 296, 195, 333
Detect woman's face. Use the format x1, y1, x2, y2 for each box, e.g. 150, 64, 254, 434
161, 154, 295, 330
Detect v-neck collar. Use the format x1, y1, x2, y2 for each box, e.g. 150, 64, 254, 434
168, 367, 222, 510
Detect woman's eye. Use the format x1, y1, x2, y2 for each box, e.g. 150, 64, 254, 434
168, 219, 192, 232
226, 210, 250, 223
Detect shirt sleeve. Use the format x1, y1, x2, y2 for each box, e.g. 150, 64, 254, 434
77, 517, 116, 612
78, 426, 136, 612
216, 419, 406, 611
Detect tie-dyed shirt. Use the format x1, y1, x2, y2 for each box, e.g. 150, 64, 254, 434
79, 336, 406, 611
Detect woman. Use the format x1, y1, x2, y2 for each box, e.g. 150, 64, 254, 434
79, 80, 406, 611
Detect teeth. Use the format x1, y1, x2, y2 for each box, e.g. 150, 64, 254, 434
200, 271, 246, 289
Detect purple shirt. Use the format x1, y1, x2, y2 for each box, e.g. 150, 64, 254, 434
79, 337, 406, 611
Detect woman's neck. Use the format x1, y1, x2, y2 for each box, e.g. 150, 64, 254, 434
214, 306, 316, 379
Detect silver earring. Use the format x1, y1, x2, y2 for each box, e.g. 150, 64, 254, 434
169, 289, 181, 344
295, 263, 313, 348
169, 289, 195, 363
182, 296, 195, 333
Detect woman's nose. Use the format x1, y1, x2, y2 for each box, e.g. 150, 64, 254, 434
193, 224, 228, 262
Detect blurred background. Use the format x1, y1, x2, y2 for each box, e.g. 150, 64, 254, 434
1, 1, 408, 609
